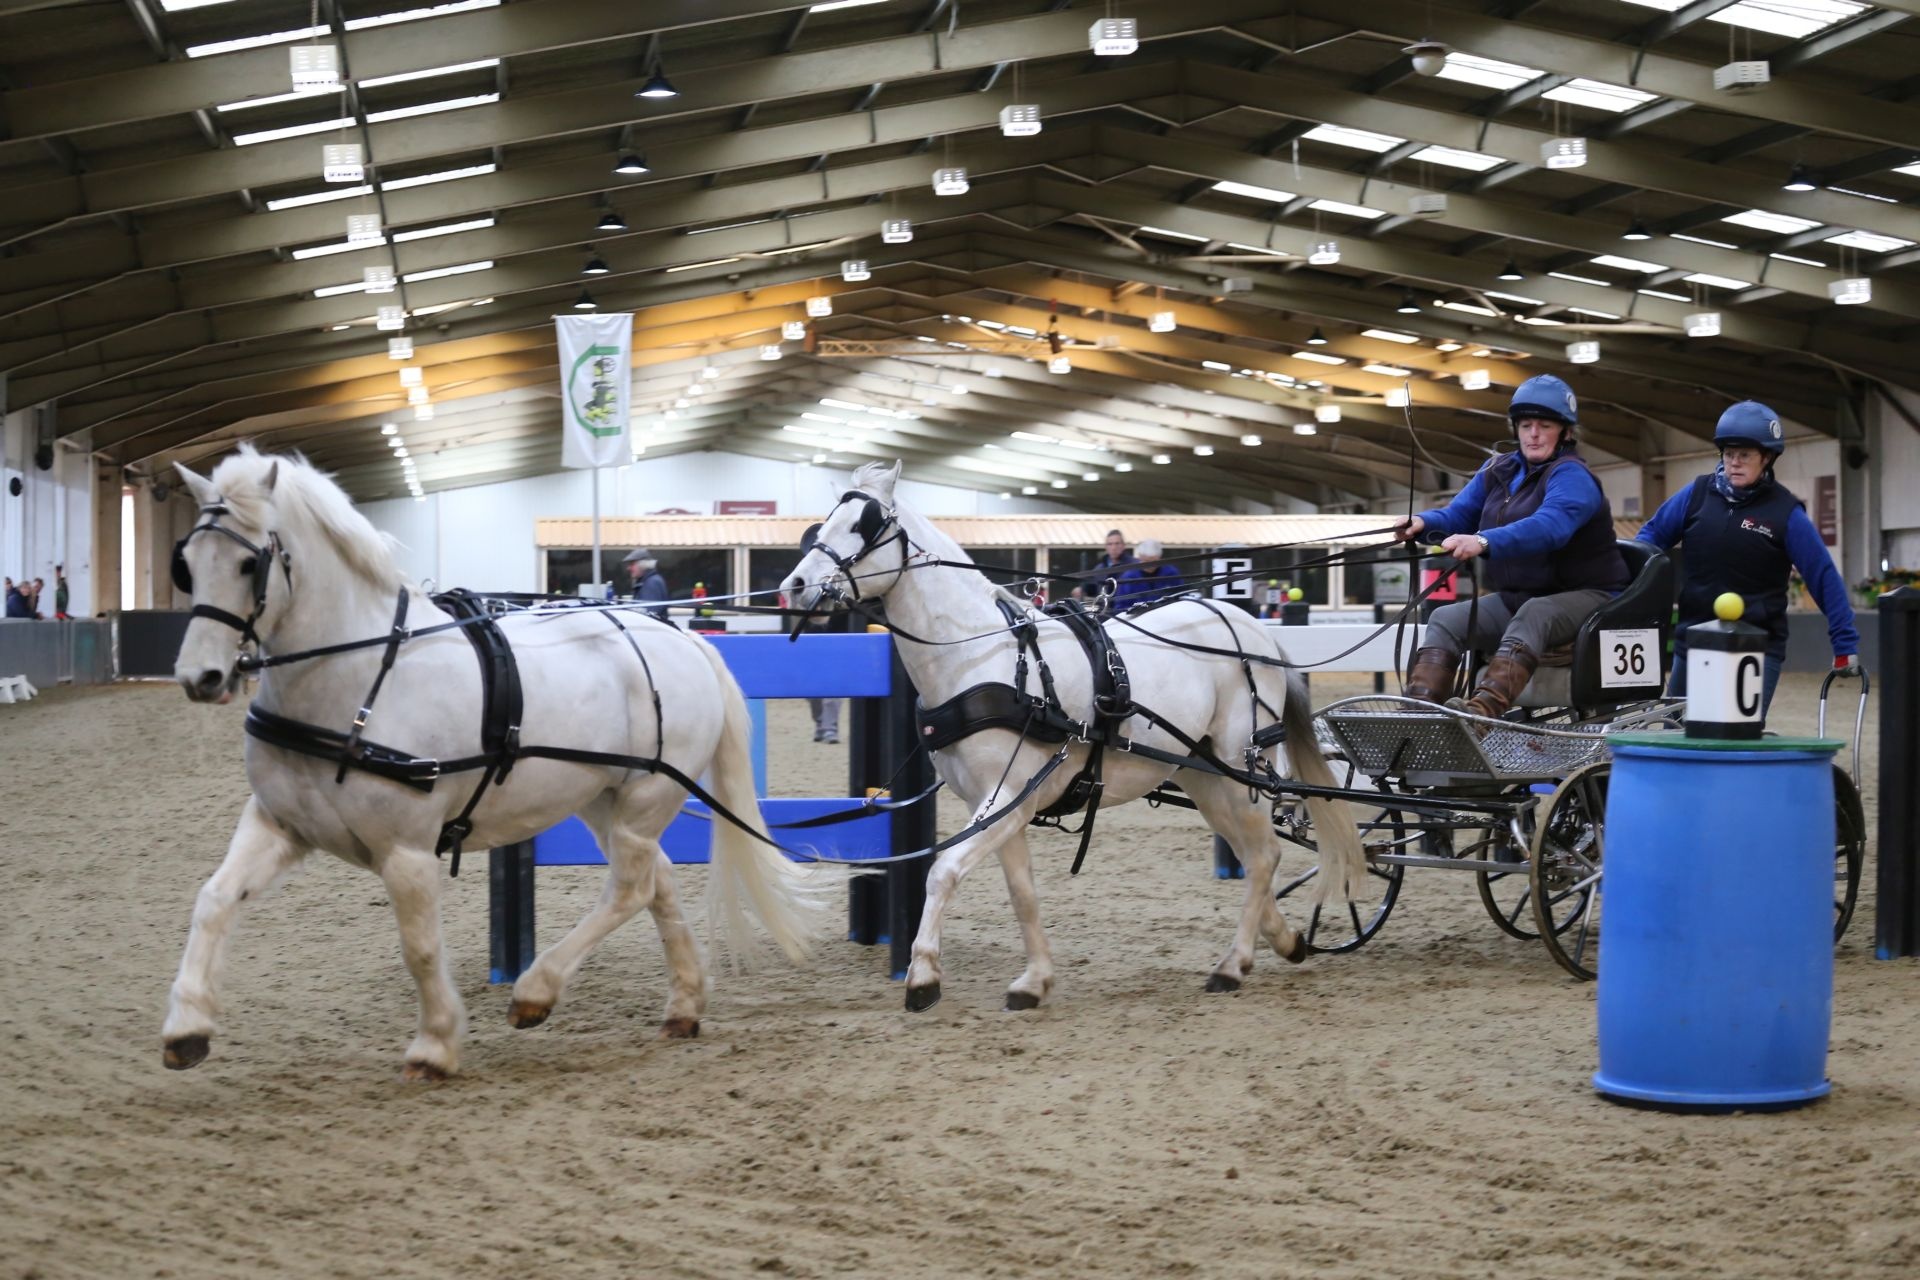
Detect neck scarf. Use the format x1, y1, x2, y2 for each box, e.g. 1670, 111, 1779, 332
1710, 458, 1771, 507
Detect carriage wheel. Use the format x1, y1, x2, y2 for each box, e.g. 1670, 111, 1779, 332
1472, 787, 1542, 940
1833, 765, 1865, 943
1529, 761, 1610, 981
1274, 807, 1407, 955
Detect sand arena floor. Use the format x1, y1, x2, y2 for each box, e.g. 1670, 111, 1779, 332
0, 671, 1914, 1279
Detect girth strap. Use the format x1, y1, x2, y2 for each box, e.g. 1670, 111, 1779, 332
432, 589, 525, 875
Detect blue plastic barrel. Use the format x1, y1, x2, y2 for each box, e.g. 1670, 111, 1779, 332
1595, 735, 1841, 1110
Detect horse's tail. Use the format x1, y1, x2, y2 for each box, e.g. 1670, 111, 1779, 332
691, 634, 829, 967
1278, 665, 1368, 908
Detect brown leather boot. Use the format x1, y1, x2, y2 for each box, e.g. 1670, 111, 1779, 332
1403, 646, 1460, 703
1460, 640, 1539, 722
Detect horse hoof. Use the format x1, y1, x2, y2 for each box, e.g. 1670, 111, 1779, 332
506, 1000, 551, 1029
904, 982, 942, 1013
1003, 991, 1041, 1011
163, 1035, 210, 1071
400, 1060, 450, 1083
1281, 933, 1310, 965
659, 1018, 700, 1040
1203, 973, 1241, 994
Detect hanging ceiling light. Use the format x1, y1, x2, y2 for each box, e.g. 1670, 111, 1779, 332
932, 167, 970, 196
1541, 137, 1587, 170
1048, 354, 1071, 374
1460, 369, 1491, 391
581, 253, 610, 276
1151, 453, 1171, 465
881, 219, 913, 244
1193, 444, 1214, 457
1829, 277, 1871, 306
1293, 421, 1318, 436
1239, 434, 1262, 447
1498, 259, 1525, 282
781, 320, 806, 340
1088, 17, 1138, 55
1684, 312, 1722, 337
398, 366, 423, 387
841, 259, 871, 282
1308, 240, 1340, 266
760, 343, 784, 360
1148, 310, 1176, 333
1622, 219, 1652, 242
1314, 403, 1342, 423
635, 68, 678, 99
387, 337, 413, 360
612, 152, 650, 175
999, 104, 1042, 136
1396, 291, 1421, 314
806, 295, 833, 318
573, 289, 597, 310
597, 210, 628, 232
1404, 40, 1451, 76
1566, 340, 1601, 364
1306, 326, 1329, 346
1783, 163, 1818, 193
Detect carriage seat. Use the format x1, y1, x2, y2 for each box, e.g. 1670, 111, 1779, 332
1498, 540, 1674, 710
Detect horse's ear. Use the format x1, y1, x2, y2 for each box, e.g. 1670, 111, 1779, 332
173, 462, 217, 507
853, 459, 903, 501
264, 460, 280, 493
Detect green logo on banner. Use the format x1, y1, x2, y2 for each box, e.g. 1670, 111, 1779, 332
567, 343, 623, 437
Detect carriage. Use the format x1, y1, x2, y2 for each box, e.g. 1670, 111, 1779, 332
1265, 540, 1869, 980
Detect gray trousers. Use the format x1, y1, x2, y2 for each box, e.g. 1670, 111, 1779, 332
1424, 588, 1613, 659
807, 697, 841, 740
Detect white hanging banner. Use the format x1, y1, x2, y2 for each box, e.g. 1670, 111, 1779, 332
555, 312, 633, 470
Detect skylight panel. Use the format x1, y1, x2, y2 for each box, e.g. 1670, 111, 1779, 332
1438, 300, 1502, 317
188, 26, 324, 58
1722, 209, 1819, 234
1637, 288, 1691, 302
403, 259, 493, 283
1542, 78, 1658, 113
269, 184, 374, 211
1301, 123, 1404, 153
291, 236, 384, 259
218, 88, 337, 113
1898, 163, 1920, 179
1362, 363, 1412, 377
1568, 307, 1622, 319
1712, 0, 1864, 40
1669, 233, 1739, 250
811, 0, 890, 10
347, 1, 501, 32
1486, 289, 1546, 305
1771, 252, 1826, 267
160, 0, 244, 9
1213, 180, 1298, 203
263, 164, 494, 211
187, 1, 500, 58
1684, 272, 1752, 290
1361, 329, 1421, 344
1410, 145, 1504, 173
359, 59, 501, 89
1436, 53, 1541, 91
381, 163, 496, 191
1827, 185, 1896, 203
1589, 253, 1665, 272
1307, 198, 1385, 220
1290, 351, 1346, 365
1826, 230, 1913, 252
391, 216, 495, 242
366, 94, 498, 124
1514, 314, 1564, 325
1226, 242, 1291, 256
1548, 271, 1611, 287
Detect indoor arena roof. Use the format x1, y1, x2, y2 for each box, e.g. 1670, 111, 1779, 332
3, 0, 1916, 512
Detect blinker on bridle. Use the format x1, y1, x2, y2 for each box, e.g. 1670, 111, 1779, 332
808, 489, 904, 604
172, 502, 292, 649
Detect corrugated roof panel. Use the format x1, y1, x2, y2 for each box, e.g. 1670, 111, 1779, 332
536, 513, 1405, 550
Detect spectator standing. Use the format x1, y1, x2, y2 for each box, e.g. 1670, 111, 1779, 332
3, 578, 28, 619
1113, 539, 1186, 608
54, 565, 69, 620
622, 547, 670, 623
796, 522, 845, 743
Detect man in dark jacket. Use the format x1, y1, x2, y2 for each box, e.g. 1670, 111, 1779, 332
1112, 538, 1186, 609
622, 547, 670, 623
1394, 374, 1629, 720
1637, 401, 1858, 715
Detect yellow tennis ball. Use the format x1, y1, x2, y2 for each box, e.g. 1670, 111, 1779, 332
1713, 592, 1745, 622
1287, 587, 1305, 601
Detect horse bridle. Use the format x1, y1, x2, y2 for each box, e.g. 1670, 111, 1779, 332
172, 503, 293, 648
809, 489, 908, 603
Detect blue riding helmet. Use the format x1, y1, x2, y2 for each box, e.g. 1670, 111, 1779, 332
1509, 374, 1579, 429
1714, 400, 1786, 455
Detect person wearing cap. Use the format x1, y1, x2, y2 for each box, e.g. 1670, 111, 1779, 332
1636, 400, 1860, 714
622, 547, 670, 623
1112, 538, 1186, 609
1393, 374, 1630, 720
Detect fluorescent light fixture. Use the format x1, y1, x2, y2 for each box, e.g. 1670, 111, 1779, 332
1566, 340, 1601, 364
1291, 351, 1346, 365
236, 116, 355, 146
840, 259, 872, 282
414, 404, 435, 421
1148, 311, 1176, 333
388, 338, 413, 359
881, 218, 913, 244
1151, 454, 1171, 465
1385, 387, 1410, 408
392, 217, 494, 243
1437, 301, 1501, 317
402, 259, 491, 284
1771, 252, 1826, 267
1589, 254, 1664, 273
664, 257, 740, 273
760, 344, 784, 360
1638, 288, 1691, 302
1411, 145, 1503, 172
1302, 123, 1404, 152
1486, 290, 1544, 306
1201, 360, 1232, 371
1541, 137, 1588, 169
1515, 315, 1564, 326
219, 87, 335, 114
1684, 312, 1722, 338
806, 295, 834, 318
1363, 363, 1412, 377
1683, 272, 1751, 290
1435, 342, 1462, 352
1114, 461, 1133, 472
1240, 435, 1262, 447
1293, 421, 1318, 436
1088, 17, 1138, 54
932, 167, 970, 195
1722, 209, 1819, 235
781, 320, 806, 340
264, 164, 495, 211
376, 305, 407, 330
1568, 307, 1621, 320
1310, 198, 1386, 220
1671, 233, 1739, 249
1048, 355, 1071, 374
1050, 478, 1070, 489
1361, 329, 1420, 344
1212, 180, 1298, 203
1308, 240, 1340, 265
1460, 369, 1491, 391
398, 368, 423, 390
1437, 53, 1542, 90
1137, 225, 1208, 242
1314, 404, 1342, 423
1548, 271, 1612, 287
1193, 445, 1215, 457
361, 58, 500, 89
380, 423, 399, 435
1000, 104, 1042, 136
1021, 485, 1038, 495
366, 94, 498, 125
1830, 277, 1871, 305
293, 236, 379, 260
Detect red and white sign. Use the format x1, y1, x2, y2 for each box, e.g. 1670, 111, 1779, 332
715, 500, 778, 514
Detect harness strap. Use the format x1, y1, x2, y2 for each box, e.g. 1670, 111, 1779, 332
336, 588, 411, 784
433, 590, 526, 875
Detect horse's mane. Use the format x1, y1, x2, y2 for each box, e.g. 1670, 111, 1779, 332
208, 445, 406, 592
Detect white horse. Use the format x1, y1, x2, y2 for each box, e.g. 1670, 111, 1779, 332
164, 448, 825, 1079
784, 461, 1366, 1011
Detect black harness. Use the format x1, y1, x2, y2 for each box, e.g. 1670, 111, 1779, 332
172, 504, 292, 648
